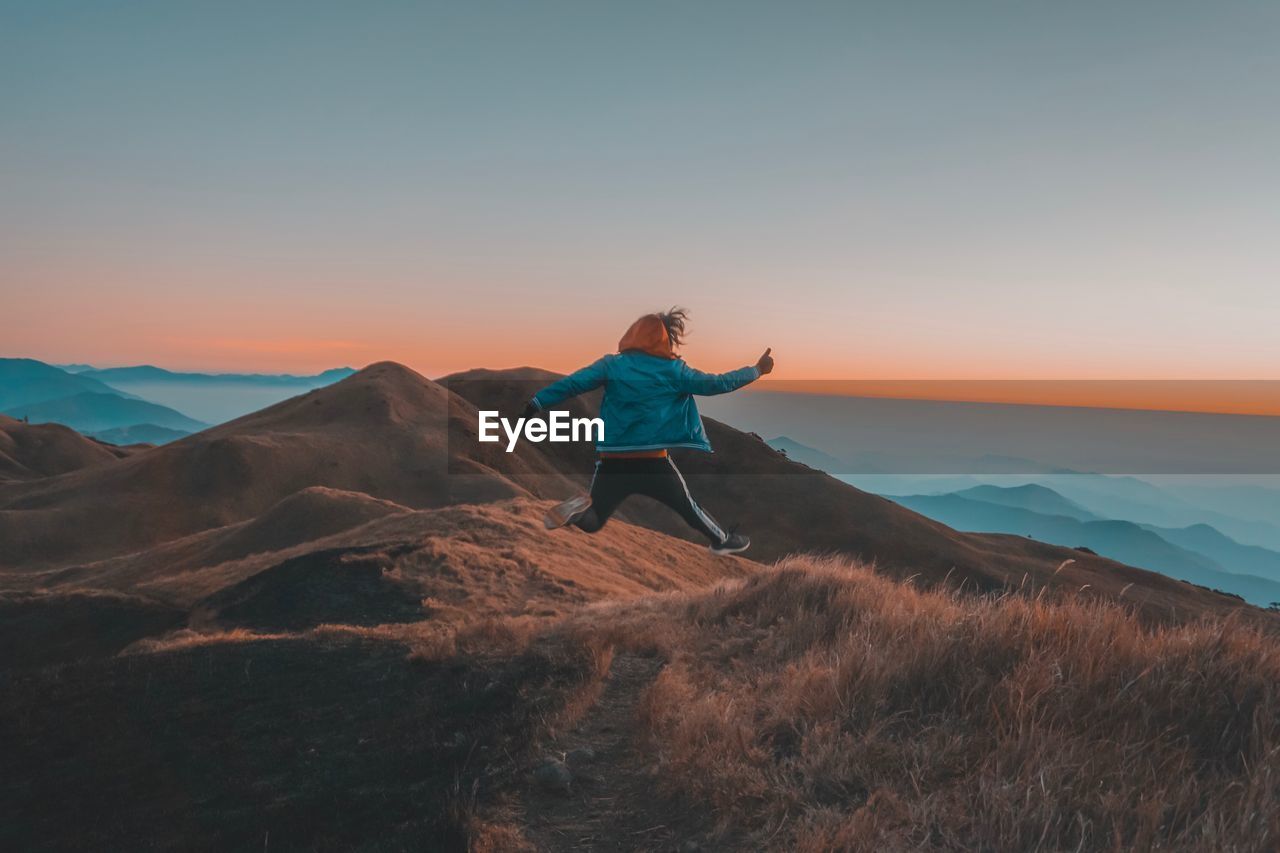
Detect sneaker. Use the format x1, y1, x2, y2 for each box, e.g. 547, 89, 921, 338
709, 532, 750, 556
544, 494, 593, 530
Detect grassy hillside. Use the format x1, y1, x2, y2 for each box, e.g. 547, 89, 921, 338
6, 554, 1278, 851
5, 362, 1280, 850
560, 555, 1280, 851
0, 415, 135, 481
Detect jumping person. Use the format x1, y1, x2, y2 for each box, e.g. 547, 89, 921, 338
523, 308, 774, 555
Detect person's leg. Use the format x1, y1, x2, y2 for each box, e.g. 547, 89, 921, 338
573, 459, 631, 533
634, 457, 731, 545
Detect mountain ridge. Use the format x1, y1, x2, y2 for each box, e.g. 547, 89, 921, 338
893, 490, 1280, 606
0, 358, 139, 410
3, 391, 208, 435
81, 365, 356, 386
0, 361, 1267, 630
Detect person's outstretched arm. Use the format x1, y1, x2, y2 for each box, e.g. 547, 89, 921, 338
526, 357, 609, 414
679, 348, 773, 396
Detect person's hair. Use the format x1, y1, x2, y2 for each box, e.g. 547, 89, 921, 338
659, 306, 689, 348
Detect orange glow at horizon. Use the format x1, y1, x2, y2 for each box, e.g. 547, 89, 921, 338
758, 380, 1280, 418
6, 261, 1278, 416
16, 334, 1280, 417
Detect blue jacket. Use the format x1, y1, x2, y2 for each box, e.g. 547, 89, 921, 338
530, 352, 760, 452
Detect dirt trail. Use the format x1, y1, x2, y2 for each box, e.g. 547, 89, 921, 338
520, 653, 717, 852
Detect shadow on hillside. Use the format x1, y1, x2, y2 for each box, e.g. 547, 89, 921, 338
0, 636, 595, 852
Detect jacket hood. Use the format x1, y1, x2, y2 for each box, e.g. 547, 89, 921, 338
618, 314, 675, 359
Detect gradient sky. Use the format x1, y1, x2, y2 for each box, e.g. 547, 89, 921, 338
3, 1, 1279, 391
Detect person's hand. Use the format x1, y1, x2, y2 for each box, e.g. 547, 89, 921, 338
755, 347, 774, 375
521, 400, 541, 420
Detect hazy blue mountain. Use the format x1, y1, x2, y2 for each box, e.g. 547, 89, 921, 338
891, 492, 1280, 606
89, 424, 192, 446
84, 365, 358, 423
0, 358, 137, 410
1037, 474, 1201, 519
1038, 474, 1280, 553
938, 481, 1280, 585
82, 365, 356, 386
1140, 522, 1280, 585
761, 431, 1263, 537
767, 436, 862, 472
952, 484, 1099, 521
3, 393, 208, 435
1157, 480, 1280, 527
52, 363, 96, 373
849, 469, 1280, 554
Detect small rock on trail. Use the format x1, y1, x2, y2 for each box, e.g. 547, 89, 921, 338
534, 758, 574, 796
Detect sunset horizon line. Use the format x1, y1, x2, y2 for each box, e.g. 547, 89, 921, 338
11, 352, 1278, 419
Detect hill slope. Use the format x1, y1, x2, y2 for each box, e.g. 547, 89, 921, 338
442, 367, 1255, 621
5, 550, 1278, 851
0, 363, 574, 570
0, 362, 1265, 626
3, 364, 1279, 850
2, 496, 749, 664
553, 556, 1280, 851
0, 415, 136, 481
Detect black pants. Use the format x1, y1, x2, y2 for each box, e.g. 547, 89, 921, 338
574, 456, 727, 545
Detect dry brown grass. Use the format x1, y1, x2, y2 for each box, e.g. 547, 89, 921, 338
568, 555, 1280, 851
99, 551, 1280, 850
122, 626, 293, 654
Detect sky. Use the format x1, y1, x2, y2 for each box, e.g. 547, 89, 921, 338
3, 1, 1279, 397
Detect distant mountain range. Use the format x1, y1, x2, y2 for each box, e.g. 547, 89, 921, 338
765, 435, 1280, 604
72, 363, 358, 423
1152, 480, 1280, 529
889, 485, 1280, 606
950, 483, 1098, 521
1142, 521, 1280, 587
0, 358, 138, 410
4, 392, 209, 435
0, 359, 356, 445
767, 435, 1280, 554
79, 365, 355, 387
